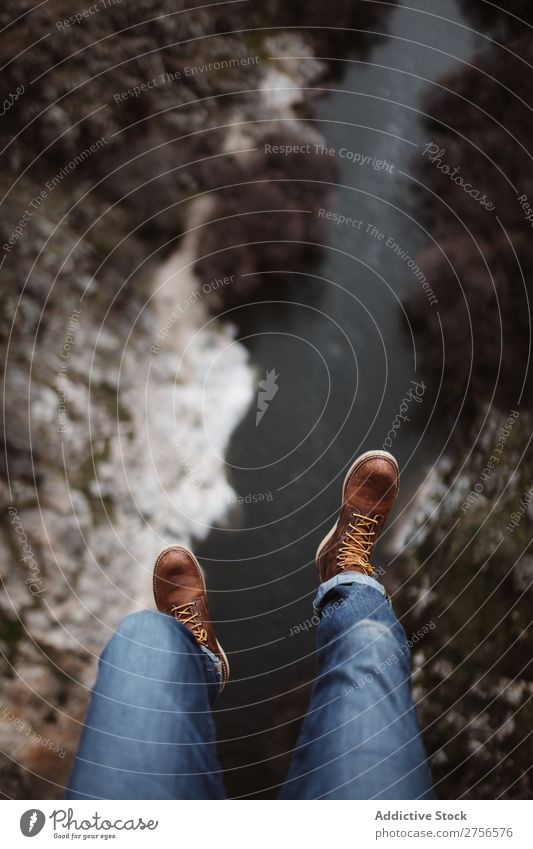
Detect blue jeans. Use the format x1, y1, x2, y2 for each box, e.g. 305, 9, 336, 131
67, 575, 434, 800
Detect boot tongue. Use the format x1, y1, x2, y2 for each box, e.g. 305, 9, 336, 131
164, 585, 203, 611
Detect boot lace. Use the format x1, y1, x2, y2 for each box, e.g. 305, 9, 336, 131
170, 603, 208, 646
337, 513, 379, 575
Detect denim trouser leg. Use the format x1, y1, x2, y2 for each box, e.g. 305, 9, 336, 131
281, 575, 435, 799
66, 610, 225, 800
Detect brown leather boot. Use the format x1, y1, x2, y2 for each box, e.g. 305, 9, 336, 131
153, 545, 229, 690
316, 450, 399, 583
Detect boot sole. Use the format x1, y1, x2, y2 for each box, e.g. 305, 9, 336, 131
315, 450, 400, 577
153, 545, 230, 689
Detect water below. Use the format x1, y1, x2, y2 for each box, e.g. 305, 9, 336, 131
196, 0, 480, 797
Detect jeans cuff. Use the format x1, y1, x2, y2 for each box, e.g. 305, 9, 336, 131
313, 572, 386, 614
200, 644, 224, 691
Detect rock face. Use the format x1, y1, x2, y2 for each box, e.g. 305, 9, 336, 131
399, 6, 533, 796
405, 19, 533, 423
0, 192, 255, 797
393, 409, 533, 799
